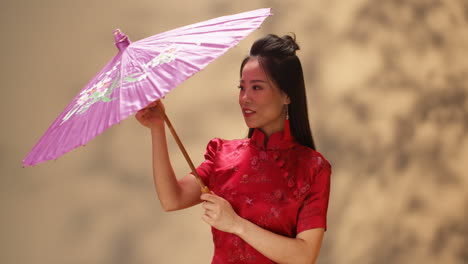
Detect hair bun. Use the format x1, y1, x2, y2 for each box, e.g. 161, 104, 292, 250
248, 33, 300, 58
281, 34, 300, 55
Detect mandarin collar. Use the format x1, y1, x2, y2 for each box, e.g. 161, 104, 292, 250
249, 129, 296, 150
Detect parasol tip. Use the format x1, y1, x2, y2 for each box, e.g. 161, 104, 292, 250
113, 28, 131, 51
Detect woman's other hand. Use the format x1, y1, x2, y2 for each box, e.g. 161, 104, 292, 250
201, 193, 243, 234
135, 100, 165, 128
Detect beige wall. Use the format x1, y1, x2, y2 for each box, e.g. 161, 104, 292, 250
2, 0, 467, 263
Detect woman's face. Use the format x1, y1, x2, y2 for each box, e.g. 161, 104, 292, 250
239, 58, 290, 137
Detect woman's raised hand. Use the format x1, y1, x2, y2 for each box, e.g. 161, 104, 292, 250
135, 100, 166, 128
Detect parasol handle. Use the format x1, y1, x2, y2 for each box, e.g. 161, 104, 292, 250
163, 112, 210, 194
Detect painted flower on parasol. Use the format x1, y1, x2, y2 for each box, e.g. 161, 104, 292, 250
23, 8, 272, 191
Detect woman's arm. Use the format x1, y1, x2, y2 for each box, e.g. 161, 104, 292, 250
236, 218, 324, 264
136, 101, 202, 211
201, 193, 324, 264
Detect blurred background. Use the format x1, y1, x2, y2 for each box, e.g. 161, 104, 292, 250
1, 0, 467, 263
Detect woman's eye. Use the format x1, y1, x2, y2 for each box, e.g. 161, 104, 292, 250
238, 85, 244, 90
253, 85, 261, 90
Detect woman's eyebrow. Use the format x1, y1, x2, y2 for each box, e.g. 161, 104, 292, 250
240, 79, 267, 83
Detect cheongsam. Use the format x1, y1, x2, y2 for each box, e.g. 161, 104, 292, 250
196, 128, 331, 263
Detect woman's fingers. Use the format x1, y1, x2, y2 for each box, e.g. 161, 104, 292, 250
199, 193, 240, 234
134, 99, 167, 128
135, 109, 146, 122
144, 99, 166, 112
200, 193, 218, 203
147, 101, 159, 108
201, 195, 221, 217
202, 200, 218, 213
144, 99, 160, 109
201, 194, 227, 215
202, 204, 219, 223
201, 213, 213, 225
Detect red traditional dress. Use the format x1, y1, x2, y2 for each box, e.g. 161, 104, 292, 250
196, 128, 331, 264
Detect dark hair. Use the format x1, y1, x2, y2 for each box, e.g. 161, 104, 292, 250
240, 34, 316, 150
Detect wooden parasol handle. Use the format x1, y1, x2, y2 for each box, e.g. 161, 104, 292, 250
163, 112, 210, 194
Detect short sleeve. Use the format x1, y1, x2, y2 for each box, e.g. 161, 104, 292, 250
296, 158, 331, 234
194, 138, 222, 187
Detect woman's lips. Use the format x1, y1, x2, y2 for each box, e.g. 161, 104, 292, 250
242, 108, 256, 117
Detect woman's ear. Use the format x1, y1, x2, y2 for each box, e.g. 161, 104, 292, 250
284, 95, 291, 105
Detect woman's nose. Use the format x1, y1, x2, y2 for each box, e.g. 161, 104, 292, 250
239, 89, 251, 104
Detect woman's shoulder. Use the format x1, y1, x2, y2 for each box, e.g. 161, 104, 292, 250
294, 145, 331, 171
292, 148, 331, 195
204, 137, 249, 151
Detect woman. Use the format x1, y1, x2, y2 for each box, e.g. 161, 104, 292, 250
136, 34, 331, 264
